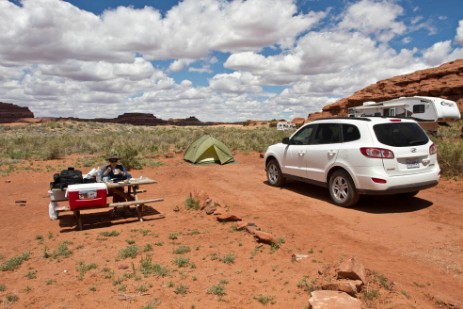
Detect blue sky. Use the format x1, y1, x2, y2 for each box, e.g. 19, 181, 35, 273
1, 0, 462, 121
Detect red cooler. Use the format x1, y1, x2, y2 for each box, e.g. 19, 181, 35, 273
66, 183, 108, 210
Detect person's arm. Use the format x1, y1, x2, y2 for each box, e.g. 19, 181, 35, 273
102, 165, 111, 176
119, 165, 128, 177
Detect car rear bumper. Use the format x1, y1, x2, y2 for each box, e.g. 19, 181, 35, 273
357, 180, 438, 195
353, 166, 440, 195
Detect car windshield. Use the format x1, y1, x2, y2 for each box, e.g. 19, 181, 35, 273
373, 122, 429, 147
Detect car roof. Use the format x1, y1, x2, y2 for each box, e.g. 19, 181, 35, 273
309, 117, 417, 124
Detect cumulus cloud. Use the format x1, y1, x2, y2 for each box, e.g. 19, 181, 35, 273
224, 31, 422, 88
422, 41, 463, 66
338, 0, 406, 42
455, 20, 463, 45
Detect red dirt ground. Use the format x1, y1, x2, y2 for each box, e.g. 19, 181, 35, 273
1, 152, 462, 308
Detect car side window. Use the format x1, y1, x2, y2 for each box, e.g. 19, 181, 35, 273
291, 125, 316, 145
312, 124, 341, 144
342, 124, 361, 142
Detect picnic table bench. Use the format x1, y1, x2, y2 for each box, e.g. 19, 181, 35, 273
50, 177, 164, 230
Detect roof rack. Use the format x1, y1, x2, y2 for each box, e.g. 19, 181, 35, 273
311, 117, 372, 122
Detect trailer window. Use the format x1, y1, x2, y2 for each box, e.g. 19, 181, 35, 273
413, 104, 425, 113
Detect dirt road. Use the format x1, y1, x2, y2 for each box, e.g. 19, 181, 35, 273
1, 152, 462, 308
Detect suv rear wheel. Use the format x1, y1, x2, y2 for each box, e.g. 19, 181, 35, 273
266, 159, 285, 187
329, 170, 359, 207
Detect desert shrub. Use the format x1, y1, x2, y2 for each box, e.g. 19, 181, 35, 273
173, 245, 191, 254
140, 255, 169, 277
428, 121, 463, 178
119, 245, 138, 259
51, 242, 73, 259
0, 252, 30, 271
76, 261, 97, 280
173, 256, 190, 268
254, 294, 276, 305
185, 195, 200, 210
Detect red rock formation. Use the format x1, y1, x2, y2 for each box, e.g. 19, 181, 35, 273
112, 112, 166, 126
310, 59, 463, 120
0, 102, 34, 123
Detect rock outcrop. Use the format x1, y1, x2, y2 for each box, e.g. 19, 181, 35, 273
111, 113, 167, 126
309, 59, 463, 120
0, 102, 34, 123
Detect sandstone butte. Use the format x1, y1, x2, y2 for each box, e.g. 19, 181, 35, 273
308, 58, 463, 120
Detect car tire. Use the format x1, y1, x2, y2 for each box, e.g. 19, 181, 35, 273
266, 159, 285, 187
328, 170, 359, 207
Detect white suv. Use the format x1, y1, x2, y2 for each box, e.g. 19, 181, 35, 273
264, 117, 440, 207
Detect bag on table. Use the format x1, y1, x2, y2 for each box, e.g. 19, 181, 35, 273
50, 167, 83, 190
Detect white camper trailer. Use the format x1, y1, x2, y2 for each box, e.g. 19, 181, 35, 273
276, 121, 296, 130
348, 96, 461, 123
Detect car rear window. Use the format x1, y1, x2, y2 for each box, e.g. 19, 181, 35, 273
373, 122, 429, 147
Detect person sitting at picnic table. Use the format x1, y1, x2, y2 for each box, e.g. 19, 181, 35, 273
102, 155, 131, 203
102, 155, 130, 181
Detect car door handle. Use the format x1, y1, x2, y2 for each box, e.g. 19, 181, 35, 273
328, 150, 336, 157
298, 151, 306, 157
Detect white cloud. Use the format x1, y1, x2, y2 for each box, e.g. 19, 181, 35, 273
455, 20, 463, 45
169, 59, 195, 72
422, 41, 463, 66
209, 72, 262, 94
225, 30, 422, 89
338, 0, 406, 42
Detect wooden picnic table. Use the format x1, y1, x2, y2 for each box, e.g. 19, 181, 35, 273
50, 177, 164, 230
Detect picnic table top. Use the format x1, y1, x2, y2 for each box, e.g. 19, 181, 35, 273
105, 177, 156, 189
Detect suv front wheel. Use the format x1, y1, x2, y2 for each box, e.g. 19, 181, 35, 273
329, 170, 359, 207
266, 159, 285, 187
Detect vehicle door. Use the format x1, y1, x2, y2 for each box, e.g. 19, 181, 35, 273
305, 123, 342, 182
282, 124, 316, 178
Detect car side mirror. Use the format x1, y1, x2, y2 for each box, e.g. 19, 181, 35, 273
282, 137, 290, 144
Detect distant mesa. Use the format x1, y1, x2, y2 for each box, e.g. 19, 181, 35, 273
0, 105, 217, 126
0, 102, 34, 123
98, 113, 167, 125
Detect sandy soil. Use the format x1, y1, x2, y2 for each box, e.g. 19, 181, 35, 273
1, 152, 462, 308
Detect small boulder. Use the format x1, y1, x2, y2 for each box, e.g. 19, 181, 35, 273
204, 204, 217, 215
236, 222, 256, 230
245, 225, 258, 235
253, 230, 274, 245
322, 280, 363, 296
308, 290, 361, 309
337, 257, 366, 284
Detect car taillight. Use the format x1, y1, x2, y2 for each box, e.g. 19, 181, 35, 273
372, 178, 387, 184
360, 147, 395, 159
429, 143, 437, 155
389, 119, 401, 122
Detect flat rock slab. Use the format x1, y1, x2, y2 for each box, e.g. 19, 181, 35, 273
309, 290, 361, 309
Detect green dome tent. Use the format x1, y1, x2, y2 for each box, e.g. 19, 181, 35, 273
184, 135, 234, 165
